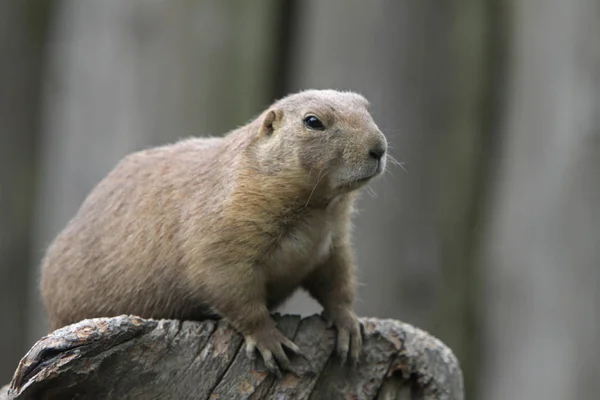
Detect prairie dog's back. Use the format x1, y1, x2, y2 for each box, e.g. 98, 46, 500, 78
40, 136, 227, 329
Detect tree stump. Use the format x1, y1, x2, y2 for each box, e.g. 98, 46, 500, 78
2, 314, 463, 399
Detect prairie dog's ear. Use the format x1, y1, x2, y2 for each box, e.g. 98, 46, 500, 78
259, 109, 283, 137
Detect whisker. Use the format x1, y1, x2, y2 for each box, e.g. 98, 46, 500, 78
305, 169, 328, 207
384, 166, 395, 178
387, 154, 408, 173
366, 186, 378, 198
386, 154, 400, 165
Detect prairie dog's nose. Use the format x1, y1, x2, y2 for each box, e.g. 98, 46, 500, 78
368, 144, 386, 161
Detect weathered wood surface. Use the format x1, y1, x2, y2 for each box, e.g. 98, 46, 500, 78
4, 315, 463, 400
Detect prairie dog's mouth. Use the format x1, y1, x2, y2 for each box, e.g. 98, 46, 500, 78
346, 172, 378, 187
360, 160, 385, 181
355, 176, 372, 183
335, 156, 386, 191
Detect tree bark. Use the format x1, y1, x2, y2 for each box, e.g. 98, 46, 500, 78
5, 315, 463, 400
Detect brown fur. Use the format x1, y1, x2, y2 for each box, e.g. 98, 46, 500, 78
40, 89, 387, 374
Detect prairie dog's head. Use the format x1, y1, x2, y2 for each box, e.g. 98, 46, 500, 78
254, 89, 387, 197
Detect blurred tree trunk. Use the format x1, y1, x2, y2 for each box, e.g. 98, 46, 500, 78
0, 0, 54, 383
26, 0, 285, 346
479, 0, 600, 399
279, 1, 499, 396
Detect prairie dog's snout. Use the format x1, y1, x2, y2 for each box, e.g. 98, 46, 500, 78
366, 129, 387, 175
340, 125, 387, 184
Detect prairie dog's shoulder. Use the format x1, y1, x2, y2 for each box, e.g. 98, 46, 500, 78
121, 136, 225, 167
75, 136, 229, 217
100, 136, 227, 186
169, 136, 225, 153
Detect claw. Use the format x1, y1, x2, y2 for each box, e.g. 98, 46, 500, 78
325, 310, 363, 367
267, 363, 283, 379
281, 336, 310, 363
273, 345, 293, 372
337, 329, 350, 365
289, 345, 316, 374
349, 331, 362, 365
269, 364, 283, 379
245, 340, 257, 361
244, 325, 308, 378
295, 348, 312, 365
259, 348, 283, 379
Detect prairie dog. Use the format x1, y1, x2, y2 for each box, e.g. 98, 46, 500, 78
40, 89, 388, 376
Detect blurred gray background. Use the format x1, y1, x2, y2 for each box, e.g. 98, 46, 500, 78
1, 1, 599, 399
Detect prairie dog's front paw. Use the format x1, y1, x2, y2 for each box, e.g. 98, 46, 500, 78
244, 325, 306, 378
323, 308, 363, 365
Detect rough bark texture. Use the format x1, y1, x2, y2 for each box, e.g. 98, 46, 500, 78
4, 315, 463, 400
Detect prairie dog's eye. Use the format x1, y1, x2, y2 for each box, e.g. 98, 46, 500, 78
303, 115, 325, 131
